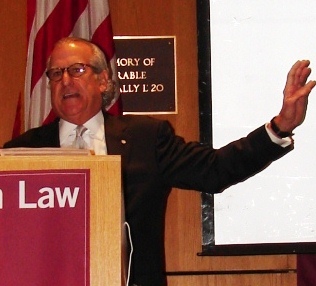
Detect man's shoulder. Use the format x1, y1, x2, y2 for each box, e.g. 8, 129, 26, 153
3, 120, 60, 148
105, 114, 175, 138
106, 114, 169, 129
107, 114, 161, 123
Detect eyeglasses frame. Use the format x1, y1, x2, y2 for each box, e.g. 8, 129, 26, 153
46, 63, 101, 82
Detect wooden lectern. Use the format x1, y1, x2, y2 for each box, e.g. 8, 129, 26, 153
0, 155, 126, 286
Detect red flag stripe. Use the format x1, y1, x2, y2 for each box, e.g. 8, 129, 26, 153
30, 0, 88, 94
27, 0, 36, 44
91, 15, 115, 61
11, 93, 22, 139
90, 12, 122, 114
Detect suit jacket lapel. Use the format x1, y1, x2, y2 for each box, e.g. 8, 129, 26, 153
38, 119, 60, 147
104, 113, 131, 157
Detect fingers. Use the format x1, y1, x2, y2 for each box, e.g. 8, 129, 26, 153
293, 80, 315, 98
298, 63, 312, 87
287, 60, 309, 85
304, 80, 316, 93
288, 80, 316, 105
279, 61, 315, 131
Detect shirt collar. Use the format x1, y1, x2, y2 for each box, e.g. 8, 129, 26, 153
59, 111, 105, 144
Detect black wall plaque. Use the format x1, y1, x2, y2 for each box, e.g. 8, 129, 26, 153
114, 36, 177, 114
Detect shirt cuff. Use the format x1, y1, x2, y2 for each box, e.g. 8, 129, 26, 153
265, 123, 293, 148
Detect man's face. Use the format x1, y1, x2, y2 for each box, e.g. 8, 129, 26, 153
48, 42, 108, 125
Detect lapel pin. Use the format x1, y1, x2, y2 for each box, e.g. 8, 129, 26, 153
121, 139, 127, 144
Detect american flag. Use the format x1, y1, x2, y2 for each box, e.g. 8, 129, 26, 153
25, 0, 121, 129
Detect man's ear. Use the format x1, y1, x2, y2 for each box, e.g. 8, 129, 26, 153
99, 70, 109, 92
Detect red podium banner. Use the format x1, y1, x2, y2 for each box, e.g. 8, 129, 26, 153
0, 169, 90, 286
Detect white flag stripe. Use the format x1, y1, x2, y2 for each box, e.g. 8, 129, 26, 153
71, 8, 90, 39
28, 75, 51, 129
25, 0, 62, 129
89, 0, 110, 30
34, 0, 60, 33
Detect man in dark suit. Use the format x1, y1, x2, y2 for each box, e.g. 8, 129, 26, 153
4, 37, 316, 286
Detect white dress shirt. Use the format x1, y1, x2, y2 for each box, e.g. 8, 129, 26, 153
59, 111, 107, 155
265, 123, 292, 148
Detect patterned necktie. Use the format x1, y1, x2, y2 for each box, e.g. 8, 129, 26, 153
73, 125, 88, 149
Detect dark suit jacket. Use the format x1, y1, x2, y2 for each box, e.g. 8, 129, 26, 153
4, 114, 292, 286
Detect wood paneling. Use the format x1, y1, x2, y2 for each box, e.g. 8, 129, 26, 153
167, 272, 297, 286
0, 0, 26, 145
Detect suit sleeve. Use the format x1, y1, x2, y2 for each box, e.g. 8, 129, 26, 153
155, 121, 293, 193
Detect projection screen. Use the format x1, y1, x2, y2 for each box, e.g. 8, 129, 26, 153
209, 0, 316, 250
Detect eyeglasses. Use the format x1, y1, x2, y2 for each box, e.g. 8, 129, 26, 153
46, 63, 99, 82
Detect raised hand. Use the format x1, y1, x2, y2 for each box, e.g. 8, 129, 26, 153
273, 60, 316, 134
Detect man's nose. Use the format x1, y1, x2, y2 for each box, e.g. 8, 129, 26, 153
60, 69, 73, 85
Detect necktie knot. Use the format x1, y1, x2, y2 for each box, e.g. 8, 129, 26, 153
73, 125, 88, 149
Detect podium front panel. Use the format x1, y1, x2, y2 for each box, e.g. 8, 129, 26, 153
0, 155, 123, 286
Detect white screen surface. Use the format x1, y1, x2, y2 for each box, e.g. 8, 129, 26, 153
211, 0, 316, 245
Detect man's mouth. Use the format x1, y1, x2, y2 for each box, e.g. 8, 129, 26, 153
63, 92, 80, 99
